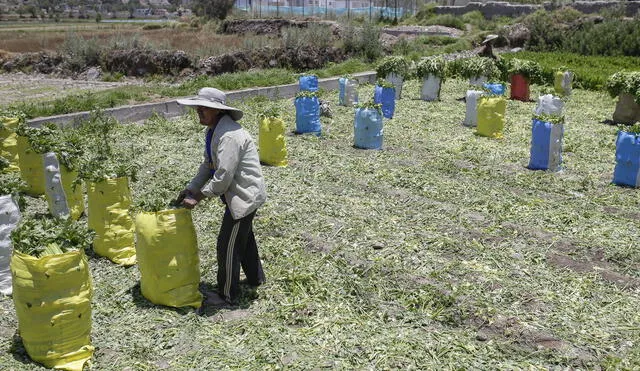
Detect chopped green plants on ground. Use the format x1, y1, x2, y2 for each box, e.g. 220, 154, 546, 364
2, 79, 640, 369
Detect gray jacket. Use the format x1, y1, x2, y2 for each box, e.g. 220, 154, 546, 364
187, 115, 266, 220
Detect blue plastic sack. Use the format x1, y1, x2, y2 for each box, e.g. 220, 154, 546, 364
299, 75, 318, 92
613, 131, 640, 187
374, 85, 395, 119
528, 118, 564, 171
483, 82, 506, 96
354, 108, 383, 149
294, 96, 321, 135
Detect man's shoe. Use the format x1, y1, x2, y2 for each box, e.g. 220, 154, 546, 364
240, 278, 265, 287
204, 292, 231, 306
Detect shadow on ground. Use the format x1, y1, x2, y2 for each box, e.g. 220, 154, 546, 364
126, 281, 260, 318
10, 333, 39, 367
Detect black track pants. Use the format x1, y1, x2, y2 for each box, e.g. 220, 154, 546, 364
216, 207, 265, 302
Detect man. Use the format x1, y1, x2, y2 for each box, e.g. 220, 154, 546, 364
177, 87, 267, 306
478, 34, 499, 60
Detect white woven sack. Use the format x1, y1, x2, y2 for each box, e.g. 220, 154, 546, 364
0, 194, 21, 296
469, 75, 488, 87
421, 75, 442, 101
534, 94, 564, 117
561, 72, 573, 96
464, 90, 484, 127
44, 152, 71, 218
344, 79, 359, 106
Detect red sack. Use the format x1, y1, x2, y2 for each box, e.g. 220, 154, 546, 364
510, 74, 530, 102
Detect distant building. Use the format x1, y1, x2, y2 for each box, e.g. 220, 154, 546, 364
133, 8, 153, 17
153, 8, 168, 16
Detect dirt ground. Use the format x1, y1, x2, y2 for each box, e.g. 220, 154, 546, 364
0, 72, 144, 107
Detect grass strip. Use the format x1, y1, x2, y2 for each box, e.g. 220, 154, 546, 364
5, 59, 373, 119
501, 51, 640, 91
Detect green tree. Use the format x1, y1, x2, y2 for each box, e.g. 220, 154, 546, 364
194, 0, 235, 20
96, 12, 102, 22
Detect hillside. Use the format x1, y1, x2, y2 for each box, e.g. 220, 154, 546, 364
0, 0, 185, 14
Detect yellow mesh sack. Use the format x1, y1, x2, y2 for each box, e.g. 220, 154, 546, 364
87, 177, 136, 266
11, 250, 94, 371
16, 136, 45, 196
554, 71, 572, 97
0, 115, 20, 172
476, 96, 506, 139
135, 208, 202, 308
259, 117, 288, 167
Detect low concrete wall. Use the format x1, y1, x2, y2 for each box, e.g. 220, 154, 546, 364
28, 71, 377, 128
435, 1, 640, 19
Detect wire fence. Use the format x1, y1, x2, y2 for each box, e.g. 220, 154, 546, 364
234, 0, 421, 20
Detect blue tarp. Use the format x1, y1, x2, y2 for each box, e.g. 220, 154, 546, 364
528, 118, 564, 171
295, 96, 321, 135
483, 82, 506, 96
374, 85, 395, 119
299, 75, 318, 92
354, 108, 383, 150
613, 130, 640, 187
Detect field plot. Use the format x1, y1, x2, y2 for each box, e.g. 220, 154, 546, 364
2, 79, 640, 369
0, 22, 278, 56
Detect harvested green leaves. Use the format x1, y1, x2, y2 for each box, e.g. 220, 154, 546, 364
132, 166, 185, 212
416, 57, 447, 79
295, 90, 319, 99
375, 78, 395, 89
533, 113, 565, 125
0, 109, 26, 125
75, 110, 139, 183
448, 57, 500, 80
376, 56, 410, 79
11, 216, 95, 258
258, 105, 282, 120
15, 122, 83, 171
354, 100, 382, 113
620, 122, 640, 135
606, 71, 640, 103
0, 157, 9, 172
507, 58, 544, 84
0, 172, 26, 210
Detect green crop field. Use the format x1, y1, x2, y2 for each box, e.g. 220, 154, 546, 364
1, 78, 640, 369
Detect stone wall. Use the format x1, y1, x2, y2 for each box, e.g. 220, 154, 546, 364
434, 1, 640, 19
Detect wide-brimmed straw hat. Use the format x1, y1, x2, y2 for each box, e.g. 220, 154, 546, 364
177, 87, 243, 121
482, 34, 499, 45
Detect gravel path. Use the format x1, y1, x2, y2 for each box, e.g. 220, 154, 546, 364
0, 72, 144, 107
